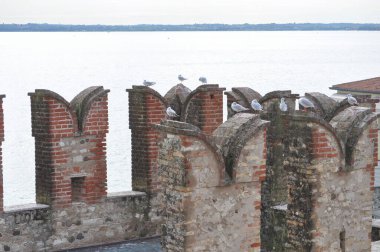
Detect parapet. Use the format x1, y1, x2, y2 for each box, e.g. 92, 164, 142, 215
126, 83, 225, 193
29, 87, 109, 208
156, 114, 269, 251
225, 87, 298, 118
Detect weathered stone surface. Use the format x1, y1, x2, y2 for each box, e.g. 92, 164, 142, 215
0, 193, 161, 251
157, 115, 268, 252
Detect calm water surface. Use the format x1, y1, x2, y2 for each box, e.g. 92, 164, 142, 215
0, 31, 380, 206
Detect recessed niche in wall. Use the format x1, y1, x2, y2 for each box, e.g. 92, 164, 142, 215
71, 176, 85, 203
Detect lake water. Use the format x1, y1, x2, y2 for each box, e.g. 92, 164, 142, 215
0, 31, 380, 206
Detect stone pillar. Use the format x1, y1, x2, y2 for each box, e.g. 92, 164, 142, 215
127, 86, 167, 193
0, 95, 5, 212
181, 84, 225, 134
29, 87, 109, 208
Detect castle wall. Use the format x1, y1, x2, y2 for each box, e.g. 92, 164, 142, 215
127, 84, 225, 194
0, 85, 378, 251
0, 192, 160, 251
156, 114, 269, 252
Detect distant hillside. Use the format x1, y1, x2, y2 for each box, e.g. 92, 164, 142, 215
1, 23, 380, 32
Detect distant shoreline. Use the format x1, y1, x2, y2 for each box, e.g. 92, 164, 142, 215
1, 23, 380, 32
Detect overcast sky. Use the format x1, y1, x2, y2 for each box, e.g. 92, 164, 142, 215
1, 0, 380, 25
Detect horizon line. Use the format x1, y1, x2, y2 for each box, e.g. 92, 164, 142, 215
2, 22, 380, 26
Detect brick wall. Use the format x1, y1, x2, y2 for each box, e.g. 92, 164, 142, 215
127, 84, 225, 193
29, 87, 109, 208
127, 86, 167, 193
181, 84, 225, 134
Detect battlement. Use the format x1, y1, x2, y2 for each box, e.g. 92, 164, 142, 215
155, 114, 268, 251
126, 84, 225, 193
225, 87, 379, 251
29, 87, 109, 208
0, 84, 378, 251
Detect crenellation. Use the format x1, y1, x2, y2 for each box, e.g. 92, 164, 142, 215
0, 85, 378, 251
127, 84, 224, 194
156, 114, 269, 251
29, 87, 109, 208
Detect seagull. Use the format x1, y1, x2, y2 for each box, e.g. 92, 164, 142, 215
166, 106, 179, 118
279, 98, 288, 112
143, 80, 156, 87
199, 77, 207, 84
251, 99, 263, 111
178, 75, 187, 83
231, 102, 249, 113
299, 97, 315, 110
347, 94, 358, 106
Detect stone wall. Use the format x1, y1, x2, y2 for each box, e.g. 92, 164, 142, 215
0, 85, 378, 251
224, 89, 379, 251
156, 114, 269, 252
0, 87, 163, 251
0, 95, 5, 213
0, 192, 160, 251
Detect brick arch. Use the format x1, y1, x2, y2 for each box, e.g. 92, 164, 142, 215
164, 84, 190, 116
292, 115, 345, 163
224, 87, 261, 119
71, 86, 110, 133
232, 87, 262, 107
305, 92, 337, 119
329, 106, 375, 167
259, 90, 292, 104
181, 84, 225, 134
29, 89, 78, 135
326, 99, 354, 122
155, 120, 226, 186
212, 113, 269, 181
145, 86, 169, 108
260, 90, 297, 113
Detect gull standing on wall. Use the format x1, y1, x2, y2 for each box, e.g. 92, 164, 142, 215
143, 80, 156, 87
199, 77, 207, 84
166, 106, 179, 118
231, 102, 249, 113
299, 97, 315, 110
347, 94, 359, 106
279, 98, 288, 112
251, 99, 263, 111
178, 75, 187, 83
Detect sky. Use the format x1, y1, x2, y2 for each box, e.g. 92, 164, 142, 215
1, 0, 380, 25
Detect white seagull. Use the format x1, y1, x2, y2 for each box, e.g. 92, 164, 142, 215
231, 102, 249, 112
166, 107, 179, 118
299, 97, 315, 110
251, 99, 263, 111
178, 75, 187, 83
199, 77, 207, 84
143, 80, 156, 87
279, 98, 288, 112
347, 94, 358, 106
